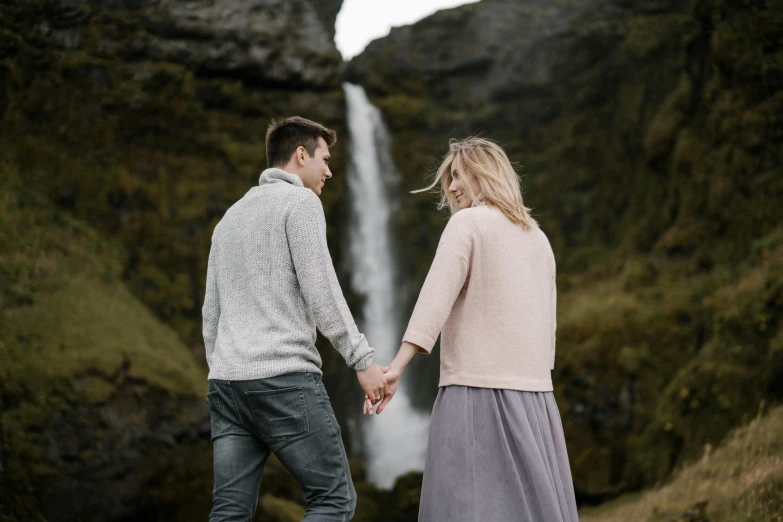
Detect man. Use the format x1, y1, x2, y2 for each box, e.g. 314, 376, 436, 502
202, 116, 388, 521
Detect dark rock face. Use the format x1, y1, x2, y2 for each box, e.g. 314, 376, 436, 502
25, 0, 343, 88
309, 0, 343, 41
37, 382, 211, 522
0, 1, 369, 521
139, 0, 343, 88
347, 0, 680, 107
0, 0, 351, 357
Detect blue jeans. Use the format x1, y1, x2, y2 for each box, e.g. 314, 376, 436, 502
206, 373, 357, 522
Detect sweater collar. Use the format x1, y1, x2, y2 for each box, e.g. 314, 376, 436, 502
258, 168, 304, 188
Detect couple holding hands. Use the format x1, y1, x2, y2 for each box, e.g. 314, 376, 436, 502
202, 116, 578, 521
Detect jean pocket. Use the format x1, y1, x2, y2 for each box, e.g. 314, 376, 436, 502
246, 386, 309, 439
206, 391, 231, 439
206, 391, 220, 413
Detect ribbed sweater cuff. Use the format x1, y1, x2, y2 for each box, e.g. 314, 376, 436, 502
351, 350, 374, 371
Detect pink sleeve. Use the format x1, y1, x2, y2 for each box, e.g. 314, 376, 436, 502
402, 212, 474, 353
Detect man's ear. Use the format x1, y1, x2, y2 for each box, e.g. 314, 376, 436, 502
296, 146, 307, 166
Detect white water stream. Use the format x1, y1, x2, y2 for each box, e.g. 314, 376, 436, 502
344, 82, 431, 488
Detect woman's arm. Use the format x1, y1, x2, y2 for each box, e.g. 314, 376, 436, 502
365, 213, 475, 415
389, 341, 420, 374
400, 212, 475, 353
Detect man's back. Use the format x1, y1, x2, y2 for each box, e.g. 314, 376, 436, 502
204, 118, 388, 522
202, 168, 373, 380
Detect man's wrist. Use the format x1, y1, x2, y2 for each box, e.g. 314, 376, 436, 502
352, 351, 374, 372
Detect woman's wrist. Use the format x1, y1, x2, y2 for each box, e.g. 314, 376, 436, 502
390, 341, 419, 374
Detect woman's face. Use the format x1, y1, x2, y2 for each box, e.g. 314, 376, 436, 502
448, 159, 482, 210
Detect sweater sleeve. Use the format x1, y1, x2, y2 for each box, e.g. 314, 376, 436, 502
286, 191, 375, 371
202, 236, 220, 360
402, 212, 475, 354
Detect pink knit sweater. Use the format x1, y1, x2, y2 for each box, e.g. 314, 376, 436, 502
402, 204, 557, 392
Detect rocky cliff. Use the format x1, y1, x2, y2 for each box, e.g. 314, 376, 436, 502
348, 0, 783, 502
0, 1, 367, 520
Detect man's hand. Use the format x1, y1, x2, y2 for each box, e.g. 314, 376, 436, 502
363, 367, 401, 415
356, 363, 388, 404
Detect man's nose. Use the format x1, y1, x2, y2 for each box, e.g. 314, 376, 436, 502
325, 168, 333, 178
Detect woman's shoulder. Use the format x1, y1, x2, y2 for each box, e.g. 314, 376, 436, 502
451, 204, 494, 222
444, 207, 489, 234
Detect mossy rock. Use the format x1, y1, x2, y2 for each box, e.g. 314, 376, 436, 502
390, 471, 423, 520
354, 0, 783, 501
0, 174, 208, 520
352, 480, 381, 522
258, 494, 306, 522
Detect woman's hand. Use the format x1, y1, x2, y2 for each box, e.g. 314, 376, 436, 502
363, 367, 401, 415
376, 367, 401, 414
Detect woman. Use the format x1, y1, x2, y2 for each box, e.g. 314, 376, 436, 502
366, 138, 579, 521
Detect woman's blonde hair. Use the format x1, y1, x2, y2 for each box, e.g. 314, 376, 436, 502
412, 137, 538, 230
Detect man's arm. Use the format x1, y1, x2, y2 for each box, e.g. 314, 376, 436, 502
202, 237, 220, 359
285, 191, 375, 370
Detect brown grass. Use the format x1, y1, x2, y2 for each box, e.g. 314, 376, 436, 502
579, 403, 783, 522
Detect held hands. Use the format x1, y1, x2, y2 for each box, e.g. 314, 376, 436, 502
363, 366, 401, 415
362, 341, 419, 416
356, 362, 388, 405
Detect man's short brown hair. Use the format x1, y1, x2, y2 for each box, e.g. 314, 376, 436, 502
265, 116, 337, 168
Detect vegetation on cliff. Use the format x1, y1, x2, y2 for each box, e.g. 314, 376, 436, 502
0, 170, 209, 520
348, 0, 783, 501
0, 1, 368, 519
2, 0, 781, 518
581, 403, 783, 521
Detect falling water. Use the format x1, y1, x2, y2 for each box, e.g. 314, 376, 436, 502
344, 82, 430, 489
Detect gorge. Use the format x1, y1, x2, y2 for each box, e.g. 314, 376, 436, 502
1, 0, 781, 520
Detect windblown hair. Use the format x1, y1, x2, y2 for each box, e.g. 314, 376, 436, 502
413, 137, 538, 229
265, 116, 337, 168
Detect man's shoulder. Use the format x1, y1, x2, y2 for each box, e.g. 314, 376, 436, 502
254, 183, 317, 214
286, 187, 323, 215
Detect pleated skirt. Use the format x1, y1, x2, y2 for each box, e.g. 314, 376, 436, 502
418, 386, 579, 522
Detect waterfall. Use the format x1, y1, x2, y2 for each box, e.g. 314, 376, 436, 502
343, 82, 430, 489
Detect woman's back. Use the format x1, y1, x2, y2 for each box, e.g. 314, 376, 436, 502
392, 137, 577, 522
402, 204, 557, 392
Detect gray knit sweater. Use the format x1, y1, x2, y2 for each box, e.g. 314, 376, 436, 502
202, 168, 375, 380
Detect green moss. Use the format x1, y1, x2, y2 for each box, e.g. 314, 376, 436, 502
390, 471, 423, 518
259, 494, 306, 522
0, 19, 349, 353
360, 0, 783, 498
621, 258, 660, 290
623, 14, 695, 59
0, 173, 206, 518
643, 74, 693, 160
77, 376, 117, 404
7, 275, 205, 395
352, 481, 381, 522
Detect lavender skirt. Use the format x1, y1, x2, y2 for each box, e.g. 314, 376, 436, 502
418, 386, 579, 522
